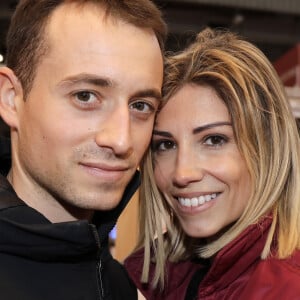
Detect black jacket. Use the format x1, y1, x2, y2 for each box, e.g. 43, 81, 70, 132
0, 136, 138, 300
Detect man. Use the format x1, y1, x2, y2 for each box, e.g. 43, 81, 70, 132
0, 0, 166, 299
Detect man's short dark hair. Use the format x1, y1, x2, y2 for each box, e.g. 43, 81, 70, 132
6, 0, 167, 97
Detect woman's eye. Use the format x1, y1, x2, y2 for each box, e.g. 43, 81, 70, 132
204, 135, 227, 147
74, 91, 97, 103
152, 140, 176, 152
130, 101, 154, 113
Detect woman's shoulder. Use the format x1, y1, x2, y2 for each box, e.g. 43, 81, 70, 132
255, 250, 300, 281
125, 247, 202, 276
124, 247, 155, 299
124, 247, 145, 279
237, 249, 300, 299
124, 247, 204, 300
279, 248, 300, 274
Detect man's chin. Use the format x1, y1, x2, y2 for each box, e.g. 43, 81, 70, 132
86, 190, 125, 212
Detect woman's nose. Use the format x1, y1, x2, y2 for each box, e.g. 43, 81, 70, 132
172, 148, 204, 187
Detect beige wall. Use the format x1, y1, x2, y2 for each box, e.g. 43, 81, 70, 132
114, 191, 139, 262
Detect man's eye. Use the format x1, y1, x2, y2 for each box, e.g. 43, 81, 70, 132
130, 101, 154, 113
74, 91, 96, 102
204, 135, 227, 147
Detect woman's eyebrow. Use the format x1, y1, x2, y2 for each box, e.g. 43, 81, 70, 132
153, 122, 232, 137
193, 122, 232, 134
152, 130, 172, 138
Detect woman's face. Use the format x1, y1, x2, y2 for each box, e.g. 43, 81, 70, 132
153, 84, 251, 239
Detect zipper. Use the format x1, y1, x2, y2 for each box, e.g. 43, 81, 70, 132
90, 224, 104, 300
97, 256, 104, 299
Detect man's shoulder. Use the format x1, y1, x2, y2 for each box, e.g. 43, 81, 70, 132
0, 180, 46, 226
0, 136, 11, 175
103, 254, 138, 300
0, 196, 22, 218
0, 190, 24, 211
0, 175, 25, 212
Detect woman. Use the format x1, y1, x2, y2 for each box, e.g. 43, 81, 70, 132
124, 28, 300, 299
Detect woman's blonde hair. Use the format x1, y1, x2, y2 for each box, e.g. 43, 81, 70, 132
136, 28, 300, 289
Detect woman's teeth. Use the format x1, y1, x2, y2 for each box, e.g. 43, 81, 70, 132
178, 193, 217, 207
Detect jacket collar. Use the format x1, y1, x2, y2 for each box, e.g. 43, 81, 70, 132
0, 169, 140, 260
125, 215, 272, 299
200, 216, 272, 294
0, 135, 11, 176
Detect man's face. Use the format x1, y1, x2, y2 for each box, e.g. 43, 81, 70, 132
14, 3, 163, 219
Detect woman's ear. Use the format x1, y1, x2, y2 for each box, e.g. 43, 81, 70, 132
0, 67, 23, 129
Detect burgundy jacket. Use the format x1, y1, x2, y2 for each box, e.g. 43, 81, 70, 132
125, 216, 300, 299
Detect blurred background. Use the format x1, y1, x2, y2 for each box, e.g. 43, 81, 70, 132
0, 0, 299, 63
0, 0, 300, 134
0, 0, 300, 264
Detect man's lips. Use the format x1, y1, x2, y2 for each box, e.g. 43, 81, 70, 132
79, 161, 130, 171
79, 162, 131, 181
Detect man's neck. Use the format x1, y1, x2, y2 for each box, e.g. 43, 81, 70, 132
7, 169, 94, 223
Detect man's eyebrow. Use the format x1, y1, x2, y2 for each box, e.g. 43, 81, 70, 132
193, 122, 232, 134
57, 74, 162, 102
131, 89, 162, 102
58, 73, 113, 88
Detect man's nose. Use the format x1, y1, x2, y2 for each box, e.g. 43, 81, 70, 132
94, 105, 133, 158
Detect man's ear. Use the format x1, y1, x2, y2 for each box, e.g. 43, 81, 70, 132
0, 67, 23, 129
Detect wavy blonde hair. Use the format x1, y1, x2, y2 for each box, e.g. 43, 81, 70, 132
135, 28, 300, 289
